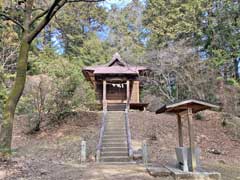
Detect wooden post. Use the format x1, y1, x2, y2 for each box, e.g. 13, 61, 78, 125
103, 80, 107, 110
126, 80, 130, 109
187, 108, 196, 172
177, 114, 183, 147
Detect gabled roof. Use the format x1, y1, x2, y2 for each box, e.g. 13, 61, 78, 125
82, 53, 147, 77
156, 99, 219, 114
106, 53, 127, 67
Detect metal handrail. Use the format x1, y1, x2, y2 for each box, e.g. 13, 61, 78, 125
96, 110, 107, 162
125, 107, 133, 158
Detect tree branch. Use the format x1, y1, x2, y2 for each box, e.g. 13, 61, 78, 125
30, 8, 49, 26
32, 8, 46, 12
27, 0, 104, 43
0, 13, 25, 31
27, 0, 64, 43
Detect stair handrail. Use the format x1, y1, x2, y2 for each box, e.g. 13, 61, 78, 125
125, 107, 133, 158
96, 110, 107, 162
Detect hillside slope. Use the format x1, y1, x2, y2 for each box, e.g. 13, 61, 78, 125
1, 110, 239, 180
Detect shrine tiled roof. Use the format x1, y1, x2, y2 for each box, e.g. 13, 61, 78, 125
82, 53, 147, 75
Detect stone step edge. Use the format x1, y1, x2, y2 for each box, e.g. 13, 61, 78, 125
100, 156, 129, 159
101, 147, 128, 150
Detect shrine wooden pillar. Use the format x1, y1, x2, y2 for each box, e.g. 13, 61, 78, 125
126, 80, 130, 110
187, 107, 196, 172
177, 114, 183, 147
103, 80, 107, 110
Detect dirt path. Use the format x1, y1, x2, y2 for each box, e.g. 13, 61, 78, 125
2, 161, 174, 180
80, 164, 173, 180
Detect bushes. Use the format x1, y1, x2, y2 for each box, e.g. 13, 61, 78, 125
16, 52, 96, 132
46, 57, 96, 119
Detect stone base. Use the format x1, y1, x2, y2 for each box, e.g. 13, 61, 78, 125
165, 165, 221, 180
175, 147, 201, 172
146, 166, 171, 177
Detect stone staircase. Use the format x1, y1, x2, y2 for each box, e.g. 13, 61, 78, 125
100, 111, 130, 162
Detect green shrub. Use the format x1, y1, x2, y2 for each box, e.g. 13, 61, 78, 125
226, 78, 239, 87
195, 113, 204, 121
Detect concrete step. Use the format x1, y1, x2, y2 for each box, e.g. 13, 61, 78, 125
104, 129, 126, 133
103, 139, 127, 143
105, 124, 126, 128
102, 146, 128, 151
103, 137, 126, 140
105, 128, 125, 131
106, 123, 124, 124
106, 122, 124, 124
104, 134, 126, 137
105, 122, 125, 124
104, 131, 126, 134
105, 127, 125, 129
100, 156, 129, 162
106, 124, 125, 126
102, 143, 127, 147
106, 119, 124, 121
101, 151, 128, 156
106, 121, 124, 123
107, 110, 125, 113
104, 131, 126, 136
105, 126, 125, 128
103, 135, 127, 139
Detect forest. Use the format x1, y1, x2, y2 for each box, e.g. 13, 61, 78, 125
0, 0, 240, 179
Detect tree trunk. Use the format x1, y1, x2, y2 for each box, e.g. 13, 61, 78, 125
0, 36, 30, 158
234, 58, 239, 80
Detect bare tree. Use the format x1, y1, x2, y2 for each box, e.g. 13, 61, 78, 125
26, 75, 52, 132
142, 41, 219, 103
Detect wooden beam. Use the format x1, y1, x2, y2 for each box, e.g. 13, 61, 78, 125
177, 114, 183, 147
106, 77, 128, 82
178, 110, 188, 116
187, 107, 196, 172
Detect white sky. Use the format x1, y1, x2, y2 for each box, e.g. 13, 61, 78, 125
100, 0, 132, 9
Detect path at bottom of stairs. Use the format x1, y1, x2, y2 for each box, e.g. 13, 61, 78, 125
80, 164, 174, 180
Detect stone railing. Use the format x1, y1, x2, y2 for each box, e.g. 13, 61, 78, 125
96, 110, 107, 162
125, 107, 133, 158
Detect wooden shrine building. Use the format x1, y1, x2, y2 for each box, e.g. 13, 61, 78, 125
82, 53, 148, 110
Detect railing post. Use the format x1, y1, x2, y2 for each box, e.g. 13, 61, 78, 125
125, 107, 133, 159
96, 110, 107, 162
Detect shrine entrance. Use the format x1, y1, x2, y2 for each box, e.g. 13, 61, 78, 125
106, 82, 127, 103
